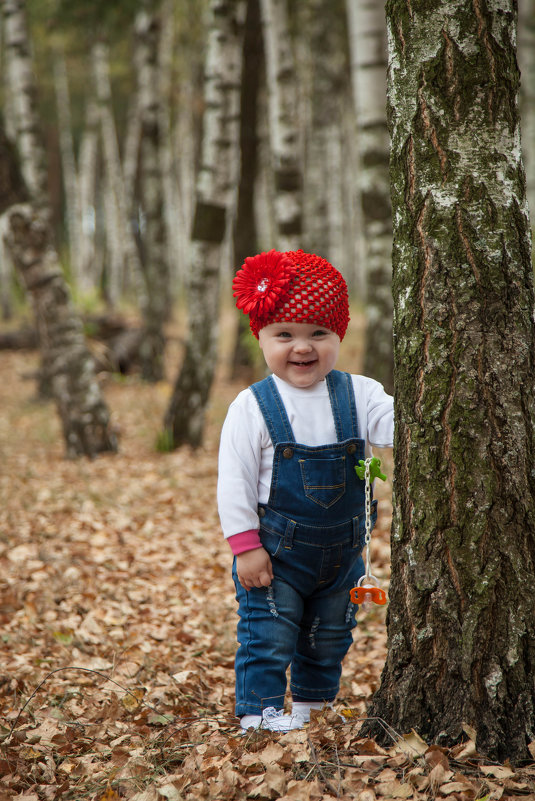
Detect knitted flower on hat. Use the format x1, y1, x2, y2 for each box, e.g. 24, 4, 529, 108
232, 250, 296, 320
233, 249, 349, 340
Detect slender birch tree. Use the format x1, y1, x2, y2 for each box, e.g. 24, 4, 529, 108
92, 39, 143, 306
259, 0, 303, 251
0, 123, 117, 457
300, 0, 346, 269
2, 0, 116, 456
363, 0, 535, 764
135, 0, 169, 382
54, 49, 84, 285
231, 0, 263, 379
77, 99, 100, 294
159, 0, 182, 289
346, 0, 393, 393
3, 0, 49, 212
164, 0, 245, 447
0, 11, 14, 319
518, 0, 535, 222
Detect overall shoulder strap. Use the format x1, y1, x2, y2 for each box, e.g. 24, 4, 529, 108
325, 370, 361, 441
250, 376, 296, 446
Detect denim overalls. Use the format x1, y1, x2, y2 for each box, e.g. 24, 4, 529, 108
233, 369, 377, 716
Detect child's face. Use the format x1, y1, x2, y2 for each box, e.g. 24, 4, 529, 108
258, 322, 341, 388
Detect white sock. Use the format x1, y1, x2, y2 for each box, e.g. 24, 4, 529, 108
291, 701, 325, 722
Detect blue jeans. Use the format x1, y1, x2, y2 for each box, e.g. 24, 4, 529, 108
233, 515, 368, 716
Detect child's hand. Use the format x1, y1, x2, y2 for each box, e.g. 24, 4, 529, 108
236, 547, 274, 591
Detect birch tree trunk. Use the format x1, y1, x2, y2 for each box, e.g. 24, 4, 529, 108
340, 102, 363, 295
518, 0, 535, 223
231, 0, 262, 379
135, 1, 169, 381
122, 92, 142, 250
78, 99, 100, 294
159, 0, 182, 290
92, 41, 125, 305
0, 11, 15, 318
54, 50, 83, 286
164, 0, 245, 448
2, 0, 110, 429
346, 0, 393, 393
364, 0, 535, 764
0, 124, 117, 458
300, 0, 346, 269
259, 0, 303, 251
0, 218, 14, 319
173, 82, 197, 286
3, 0, 49, 211
92, 40, 143, 306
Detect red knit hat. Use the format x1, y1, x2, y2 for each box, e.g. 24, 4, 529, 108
232, 249, 350, 340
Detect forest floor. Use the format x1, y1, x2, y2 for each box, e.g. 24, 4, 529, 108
1, 311, 534, 801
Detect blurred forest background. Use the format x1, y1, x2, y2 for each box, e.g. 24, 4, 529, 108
1, 0, 532, 457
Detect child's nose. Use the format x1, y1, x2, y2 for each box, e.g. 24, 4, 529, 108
293, 338, 313, 352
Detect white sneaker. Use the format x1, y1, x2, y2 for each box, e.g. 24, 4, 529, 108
262, 706, 305, 732
240, 706, 306, 734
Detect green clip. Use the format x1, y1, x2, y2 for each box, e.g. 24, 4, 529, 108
355, 457, 386, 483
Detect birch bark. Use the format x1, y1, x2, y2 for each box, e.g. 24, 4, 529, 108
364, 0, 535, 764
173, 82, 197, 286
54, 50, 84, 286
346, 0, 393, 392
0, 123, 117, 457
2, 0, 114, 444
164, 0, 245, 447
0, 218, 13, 319
0, 9, 15, 317
518, 0, 535, 222
78, 100, 100, 293
259, 0, 303, 250
300, 0, 346, 270
3, 0, 49, 210
135, 1, 169, 381
159, 0, 182, 289
231, 0, 262, 379
92, 40, 143, 306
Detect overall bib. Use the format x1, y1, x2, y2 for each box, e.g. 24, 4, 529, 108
233, 369, 377, 716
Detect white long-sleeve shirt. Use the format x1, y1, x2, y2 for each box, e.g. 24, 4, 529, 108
218, 373, 394, 541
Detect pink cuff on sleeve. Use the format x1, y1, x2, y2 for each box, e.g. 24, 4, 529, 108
227, 530, 262, 555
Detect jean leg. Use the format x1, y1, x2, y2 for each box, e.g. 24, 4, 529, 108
234, 568, 305, 717
289, 552, 363, 701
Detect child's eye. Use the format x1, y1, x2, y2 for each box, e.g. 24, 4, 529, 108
312, 329, 328, 337
276, 331, 292, 338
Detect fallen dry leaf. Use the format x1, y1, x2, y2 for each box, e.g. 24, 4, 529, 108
479, 764, 515, 780
375, 779, 413, 798
425, 745, 450, 771
278, 778, 325, 800
249, 763, 287, 798
391, 729, 428, 759
428, 763, 453, 792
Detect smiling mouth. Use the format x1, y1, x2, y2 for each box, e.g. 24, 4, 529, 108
290, 359, 317, 367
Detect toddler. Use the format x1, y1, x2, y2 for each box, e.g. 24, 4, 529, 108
217, 249, 394, 732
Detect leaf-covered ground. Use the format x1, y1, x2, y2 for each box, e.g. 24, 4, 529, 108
1, 316, 535, 800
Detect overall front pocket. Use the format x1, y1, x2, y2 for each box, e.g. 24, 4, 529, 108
299, 456, 346, 508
